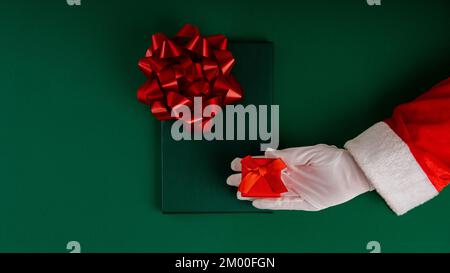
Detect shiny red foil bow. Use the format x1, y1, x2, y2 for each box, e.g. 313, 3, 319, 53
137, 24, 243, 121
239, 156, 288, 198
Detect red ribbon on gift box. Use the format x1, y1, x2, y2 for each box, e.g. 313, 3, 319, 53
239, 156, 288, 198
137, 24, 243, 121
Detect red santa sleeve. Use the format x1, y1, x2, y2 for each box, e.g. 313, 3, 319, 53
345, 77, 450, 215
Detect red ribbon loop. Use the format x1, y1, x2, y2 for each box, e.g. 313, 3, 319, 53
137, 24, 243, 121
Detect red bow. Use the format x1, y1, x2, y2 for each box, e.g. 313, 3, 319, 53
137, 24, 243, 121
239, 156, 288, 198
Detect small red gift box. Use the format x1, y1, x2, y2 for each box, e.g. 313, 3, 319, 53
238, 156, 288, 198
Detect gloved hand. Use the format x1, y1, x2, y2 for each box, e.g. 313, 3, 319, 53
227, 144, 374, 211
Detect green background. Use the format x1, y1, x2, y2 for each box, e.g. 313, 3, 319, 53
1, 0, 450, 253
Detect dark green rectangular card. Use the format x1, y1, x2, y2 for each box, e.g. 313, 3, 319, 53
161, 42, 273, 213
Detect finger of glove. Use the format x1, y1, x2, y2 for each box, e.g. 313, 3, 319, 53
265, 145, 337, 166
252, 197, 319, 211
226, 173, 242, 187
237, 191, 255, 201
230, 157, 242, 172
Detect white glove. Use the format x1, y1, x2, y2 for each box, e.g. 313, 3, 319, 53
227, 144, 374, 211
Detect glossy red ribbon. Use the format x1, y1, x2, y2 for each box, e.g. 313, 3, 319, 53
137, 24, 243, 121
239, 156, 288, 198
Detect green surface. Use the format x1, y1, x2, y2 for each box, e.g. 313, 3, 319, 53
162, 42, 273, 213
1, 0, 450, 252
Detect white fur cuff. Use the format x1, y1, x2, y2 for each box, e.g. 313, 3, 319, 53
345, 122, 438, 215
